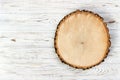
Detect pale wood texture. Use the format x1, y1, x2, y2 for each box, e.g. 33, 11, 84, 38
0, 0, 120, 80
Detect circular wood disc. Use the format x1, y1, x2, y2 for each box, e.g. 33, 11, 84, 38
54, 10, 110, 69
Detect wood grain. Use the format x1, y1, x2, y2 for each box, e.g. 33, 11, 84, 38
0, 0, 120, 80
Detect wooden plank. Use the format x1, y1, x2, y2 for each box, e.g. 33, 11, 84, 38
0, 0, 120, 80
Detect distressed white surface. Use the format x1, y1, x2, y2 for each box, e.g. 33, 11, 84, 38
0, 0, 120, 80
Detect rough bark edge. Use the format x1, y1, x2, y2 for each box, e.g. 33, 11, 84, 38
54, 10, 111, 70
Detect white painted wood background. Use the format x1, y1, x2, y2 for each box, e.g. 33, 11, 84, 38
0, 0, 120, 80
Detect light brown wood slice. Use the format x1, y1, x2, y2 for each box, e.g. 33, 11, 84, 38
54, 10, 111, 69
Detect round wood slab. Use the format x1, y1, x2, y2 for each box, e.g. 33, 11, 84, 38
54, 10, 111, 69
